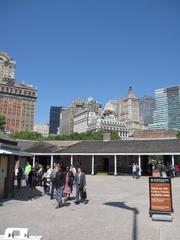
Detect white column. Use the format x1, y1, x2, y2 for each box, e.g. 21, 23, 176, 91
71, 155, 73, 165
50, 155, 54, 169
91, 155, 94, 175
114, 155, 117, 176
138, 155, 141, 169
33, 155, 35, 167
172, 155, 175, 166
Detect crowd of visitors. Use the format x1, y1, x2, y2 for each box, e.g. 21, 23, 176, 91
156, 162, 180, 178
15, 161, 87, 209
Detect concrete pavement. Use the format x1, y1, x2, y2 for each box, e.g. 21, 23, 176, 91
0, 176, 179, 240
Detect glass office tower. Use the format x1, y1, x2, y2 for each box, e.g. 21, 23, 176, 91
150, 86, 180, 130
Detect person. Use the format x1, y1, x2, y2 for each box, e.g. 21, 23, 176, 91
24, 161, 32, 186
55, 165, 65, 208
137, 164, 142, 178
132, 163, 136, 178
50, 163, 58, 200
70, 164, 76, 177
63, 166, 74, 201
42, 165, 51, 195
17, 166, 23, 189
135, 164, 140, 179
165, 163, 172, 177
174, 164, 180, 177
74, 166, 86, 204
37, 164, 44, 186
29, 167, 37, 198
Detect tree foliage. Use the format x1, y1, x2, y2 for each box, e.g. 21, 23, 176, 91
0, 114, 6, 130
177, 131, 180, 138
10, 130, 120, 141
10, 131, 44, 141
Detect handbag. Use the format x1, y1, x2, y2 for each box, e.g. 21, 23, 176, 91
81, 188, 87, 200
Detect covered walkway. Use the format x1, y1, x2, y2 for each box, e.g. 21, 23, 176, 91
19, 139, 180, 175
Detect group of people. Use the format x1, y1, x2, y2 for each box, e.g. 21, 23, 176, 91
132, 163, 141, 179
15, 161, 87, 209
156, 162, 180, 178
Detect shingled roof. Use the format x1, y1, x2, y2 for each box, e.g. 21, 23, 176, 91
58, 139, 180, 154
0, 130, 17, 145
22, 139, 180, 155
23, 141, 79, 153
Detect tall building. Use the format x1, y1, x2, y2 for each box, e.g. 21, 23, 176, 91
0, 52, 16, 82
60, 98, 101, 136
34, 123, 49, 137
116, 87, 147, 136
150, 86, 180, 130
73, 109, 97, 133
60, 99, 84, 136
117, 87, 140, 122
0, 80, 37, 133
0, 52, 37, 133
49, 106, 62, 135
139, 96, 155, 124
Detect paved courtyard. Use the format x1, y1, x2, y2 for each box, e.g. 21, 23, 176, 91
0, 176, 180, 240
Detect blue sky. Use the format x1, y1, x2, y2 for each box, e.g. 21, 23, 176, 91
0, 0, 179, 123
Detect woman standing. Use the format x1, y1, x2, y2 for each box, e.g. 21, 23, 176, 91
63, 166, 74, 201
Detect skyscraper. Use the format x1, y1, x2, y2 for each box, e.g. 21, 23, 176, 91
60, 99, 84, 136
150, 86, 180, 130
139, 96, 155, 125
117, 87, 140, 122
0, 52, 16, 82
49, 106, 63, 134
0, 52, 37, 133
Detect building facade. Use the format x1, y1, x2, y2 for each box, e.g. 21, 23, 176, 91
49, 106, 62, 135
0, 80, 37, 133
0, 52, 16, 82
73, 109, 97, 133
116, 87, 147, 136
60, 100, 84, 136
117, 87, 140, 122
150, 86, 180, 130
60, 98, 101, 136
139, 96, 155, 125
0, 52, 37, 134
88, 115, 129, 140
34, 123, 49, 137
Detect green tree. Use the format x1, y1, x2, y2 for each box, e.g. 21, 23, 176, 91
177, 130, 180, 138
0, 114, 6, 130
112, 130, 120, 140
10, 131, 43, 141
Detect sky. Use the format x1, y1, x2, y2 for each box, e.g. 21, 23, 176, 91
0, 0, 180, 123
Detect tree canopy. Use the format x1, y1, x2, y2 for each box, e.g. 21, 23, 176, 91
10, 130, 120, 141
0, 114, 6, 130
177, 131, 180, 138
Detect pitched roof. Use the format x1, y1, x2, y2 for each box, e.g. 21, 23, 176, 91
59, 139, 179, 154
0, 130, 17, 145
20, 139, 180, 155
22, 141, 79, 153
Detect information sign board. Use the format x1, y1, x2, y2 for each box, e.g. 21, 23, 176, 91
149, 177, 173, 213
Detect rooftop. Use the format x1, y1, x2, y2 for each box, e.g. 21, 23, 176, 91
21, 139, 180, 155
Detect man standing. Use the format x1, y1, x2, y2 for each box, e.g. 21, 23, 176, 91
55, 165, 65, 208
50, 163, 57, 200
24, 161, 32, 186
74, 167, 86, 205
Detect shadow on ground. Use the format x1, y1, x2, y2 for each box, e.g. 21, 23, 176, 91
2, 187, 43, 203
104, 202, 139, 240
